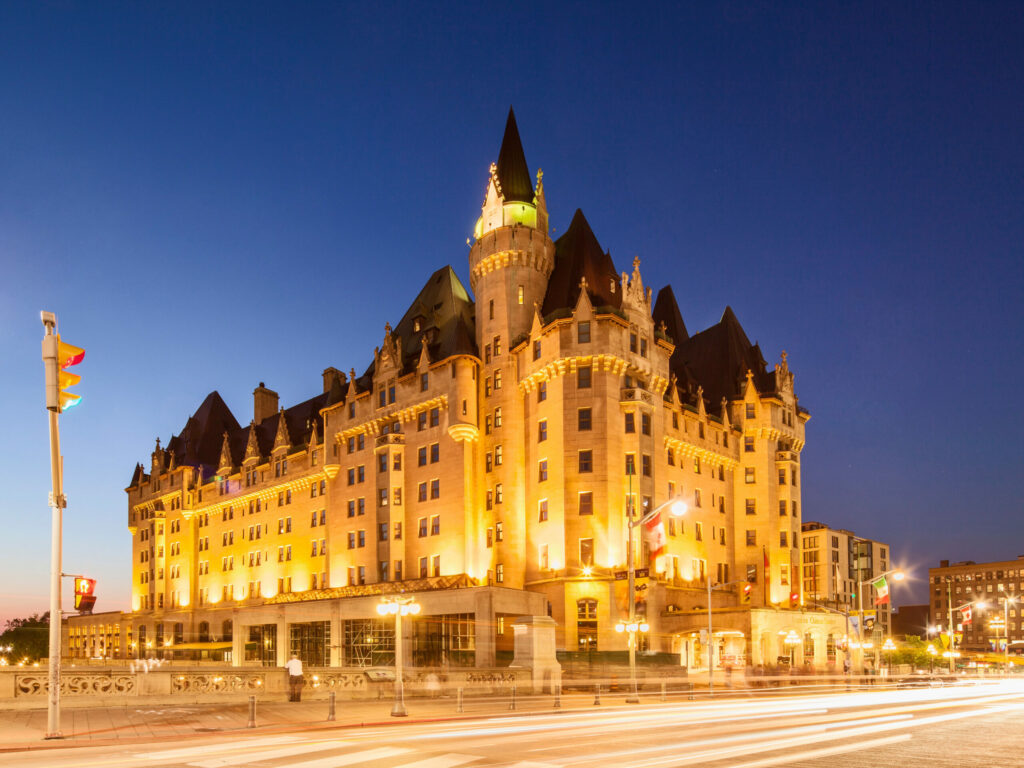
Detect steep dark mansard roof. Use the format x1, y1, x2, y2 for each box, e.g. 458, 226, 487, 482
542, 209, 621, 316
154, 390, 328, 482
357, 265, 477, 389
495, 108, 534, 204
671, 304, 775, 411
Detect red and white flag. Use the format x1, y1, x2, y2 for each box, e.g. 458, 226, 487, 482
645, 512, 667, 559
960, 605, 973, 625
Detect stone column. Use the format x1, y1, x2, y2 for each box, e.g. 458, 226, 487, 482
509, 616, 561, 693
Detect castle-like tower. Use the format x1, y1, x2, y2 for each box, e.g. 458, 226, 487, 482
67, 111, 843, 673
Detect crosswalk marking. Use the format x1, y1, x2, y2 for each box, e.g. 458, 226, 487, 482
187, 742, 344, 767
141, 736, 304, 761
399, 754, 482, 768
275, 747, 413, 768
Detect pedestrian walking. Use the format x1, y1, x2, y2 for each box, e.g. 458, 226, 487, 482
286, 653, 304, 702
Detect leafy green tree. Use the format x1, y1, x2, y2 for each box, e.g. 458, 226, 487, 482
0, 613, 50, 663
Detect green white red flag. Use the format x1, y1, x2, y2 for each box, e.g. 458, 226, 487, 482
873, 576, 889, 605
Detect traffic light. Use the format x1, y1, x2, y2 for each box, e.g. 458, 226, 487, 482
42, 316, 85, 413
74, 577, 96, 613
790, 592, 800, 608
741, 582, 752, 603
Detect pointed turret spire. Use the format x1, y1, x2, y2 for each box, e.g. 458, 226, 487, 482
495, 107, 534, 203
273, 407, 291, 452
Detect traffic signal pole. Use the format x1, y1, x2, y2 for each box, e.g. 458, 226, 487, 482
40, 311, 67, 739
45, 407, 64, 739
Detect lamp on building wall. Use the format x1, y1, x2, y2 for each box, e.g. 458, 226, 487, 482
377, 595, 420, 717
623, 497, 687, 703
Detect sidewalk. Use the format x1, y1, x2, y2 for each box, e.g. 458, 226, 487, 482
0, 690, 610, 752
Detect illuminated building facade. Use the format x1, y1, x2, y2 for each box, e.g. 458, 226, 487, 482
68, 110, 842, 669
800, 522, 893, 638
930, 557, 1024, 654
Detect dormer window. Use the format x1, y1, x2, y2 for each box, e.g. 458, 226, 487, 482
413, 318, 421, 332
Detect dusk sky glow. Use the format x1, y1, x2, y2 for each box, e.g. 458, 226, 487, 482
1, 2, 1022, 622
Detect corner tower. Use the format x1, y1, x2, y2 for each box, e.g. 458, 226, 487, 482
469, 109, 555, 349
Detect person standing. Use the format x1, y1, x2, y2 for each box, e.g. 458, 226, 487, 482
286, 653, 304, 702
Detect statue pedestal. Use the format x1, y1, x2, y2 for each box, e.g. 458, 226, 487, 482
508, 616, 561, 693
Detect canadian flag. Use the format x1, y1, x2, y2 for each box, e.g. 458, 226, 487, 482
961, 605, 973, 625
645, 512, 667, 559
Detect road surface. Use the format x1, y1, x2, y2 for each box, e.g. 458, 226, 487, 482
6, 680, 1023, 768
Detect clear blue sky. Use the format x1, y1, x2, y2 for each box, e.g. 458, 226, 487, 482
1, 2, 1022, 622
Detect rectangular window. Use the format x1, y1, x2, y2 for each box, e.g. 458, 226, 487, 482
418, 412, 427, 431
577, 366, 592, 388
538, 420, 547, 442
494, 444, 503, 465
578, 321, 591, 343
539, 499, 548, 522
624, 413, 635, 433
744, 436, 754, 453
642, 454, 651, 476
419, 557, 428, 578
745, 467, 755, 484
418, 482, 427, 502
432, 555, 440, 577
746, 530, 756, 546
418, 446, 427, 466
538, 381, 547, 402
778, 468, 786, 485
641, 413, 651, 435
578, 408, 592, 431
486, 528, 493, 547
533, 340, 541, 360
496, 563, 504, 583
695, 522, 703, 542
495, 483, 503, 504
745, 498, 756, 515
430, 515, 440, 535
496, 521, 504, 541
578, 491, 593, 516
494, 408, 502, 427
429, 408, 439, 427
625, 453, 636, 475
418, 518, 427, 537
518, 284, 524, 304
579, 537, 594, 565
538, 459, 548, 481
430, 479, 440, 499
779, 500, 787, 516
378, 454, 388, 473
780, 531, 788, 547
421, 372, 429, 391
430, 443, 439, 463
493, 335, 501, 355
579, 449, 593, 473
494, 369, 502, 389
745, 403, 755, 419
394, 521, 402, 539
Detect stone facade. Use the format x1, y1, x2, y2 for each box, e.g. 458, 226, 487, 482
68, 110, 834, 671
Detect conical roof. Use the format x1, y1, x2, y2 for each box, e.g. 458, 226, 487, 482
495, 108, 534, 203
652, 285, 689, 344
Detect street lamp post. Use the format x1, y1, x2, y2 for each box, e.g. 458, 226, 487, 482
623, 496, 687, 703
944, 595, 983, 674
857, 568, 904, 675
377, 595, 420, 717
1003, 596, 1016, 674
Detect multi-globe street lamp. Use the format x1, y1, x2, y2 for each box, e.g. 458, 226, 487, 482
377, 595, 420, 717
622, 496, 687, 703
857, 568, 905, 675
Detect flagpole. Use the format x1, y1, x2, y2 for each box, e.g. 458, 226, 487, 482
762, 546, 768, 605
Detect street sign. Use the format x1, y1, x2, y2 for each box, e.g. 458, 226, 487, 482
636, 568, 649, 578
614, 571, 627, 581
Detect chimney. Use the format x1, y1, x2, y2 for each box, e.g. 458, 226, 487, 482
253, 382, 279, 425
940, 560, 949, 568
322, 367, 343, 393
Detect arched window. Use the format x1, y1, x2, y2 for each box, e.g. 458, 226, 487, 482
577, 599, 598, 652
198, 621, 210, 642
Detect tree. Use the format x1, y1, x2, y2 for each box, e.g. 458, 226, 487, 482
1, 613, 50, 663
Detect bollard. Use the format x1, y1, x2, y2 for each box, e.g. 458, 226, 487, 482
661, 681, 666, 702
327, 691, 336, 722
687, 682, 694, 701
594, 684, 601, 706
457, 687, 464, 713
509, 684, 517, 711
247, 695, 256, 728
554, 684, 561, 709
